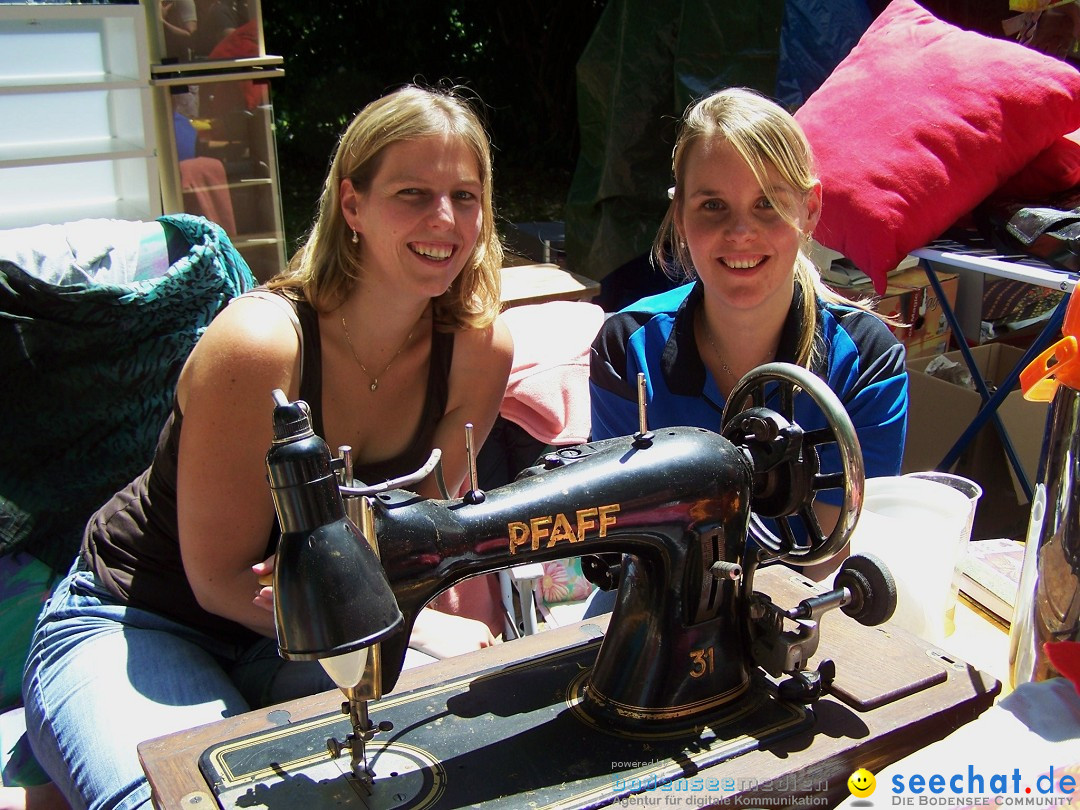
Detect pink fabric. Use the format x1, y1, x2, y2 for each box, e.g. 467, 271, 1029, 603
499, 301, 606, 445
180, 157, 237, 237
429, 577, 505, 639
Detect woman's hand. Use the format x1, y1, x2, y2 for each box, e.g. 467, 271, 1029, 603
252, 555, 275, 612
409, 607, 497, 659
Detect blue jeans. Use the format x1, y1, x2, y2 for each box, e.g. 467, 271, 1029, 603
22, 561, 336, 810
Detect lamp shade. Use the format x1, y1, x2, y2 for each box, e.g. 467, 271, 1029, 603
266, 390, 403, 661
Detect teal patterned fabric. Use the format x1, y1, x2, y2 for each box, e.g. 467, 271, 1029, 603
0, 215, 254, 788
0, 215, 255, 573
0, 553, 53, 712
0, 552, 53, 786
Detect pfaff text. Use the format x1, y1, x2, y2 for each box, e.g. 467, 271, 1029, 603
507, 504, 620, 554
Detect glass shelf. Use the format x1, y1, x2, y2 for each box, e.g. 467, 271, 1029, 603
0, 158, 159, 230
0, 4, 160, 228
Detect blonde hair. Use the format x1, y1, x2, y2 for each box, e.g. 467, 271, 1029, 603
654, 87, 880, 368
268, 84, 502, 330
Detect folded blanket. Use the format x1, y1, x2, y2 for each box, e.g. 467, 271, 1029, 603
0, 219, 170, 286
499, 300, 605, 445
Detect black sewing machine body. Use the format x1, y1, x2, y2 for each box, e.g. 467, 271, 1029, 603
255, 363, 903, 808
370, 426, 756, 723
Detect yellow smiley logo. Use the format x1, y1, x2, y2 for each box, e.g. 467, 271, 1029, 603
848, 768, 876, 798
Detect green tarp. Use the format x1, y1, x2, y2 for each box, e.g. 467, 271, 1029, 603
566, 0, 785, 283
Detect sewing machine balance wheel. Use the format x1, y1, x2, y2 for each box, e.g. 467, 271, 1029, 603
720, 362, 863, 567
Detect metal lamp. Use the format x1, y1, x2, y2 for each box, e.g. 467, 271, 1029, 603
265, 390, 403, 673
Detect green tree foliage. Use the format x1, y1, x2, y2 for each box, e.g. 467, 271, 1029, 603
263, 1, 607, 248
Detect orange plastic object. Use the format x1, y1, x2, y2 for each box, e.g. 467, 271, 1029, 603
1021, 292, 1080, 401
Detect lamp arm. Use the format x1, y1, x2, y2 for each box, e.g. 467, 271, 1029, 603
339, 449, 443, 497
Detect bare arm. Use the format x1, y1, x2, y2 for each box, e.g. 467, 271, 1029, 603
161, 1, 197, 38
175, 297, 301, 637
416, 315, 514, 499
409, 315, 514, 655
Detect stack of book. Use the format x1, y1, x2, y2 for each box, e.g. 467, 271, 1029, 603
959, 537, 1026, 622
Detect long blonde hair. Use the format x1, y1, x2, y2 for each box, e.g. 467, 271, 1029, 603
654, 87, 879, 368
268, 84, 502, 330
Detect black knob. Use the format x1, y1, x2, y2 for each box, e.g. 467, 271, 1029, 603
834, 553, 897, 626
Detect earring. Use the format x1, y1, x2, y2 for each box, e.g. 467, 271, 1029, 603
351, 229, 358, 244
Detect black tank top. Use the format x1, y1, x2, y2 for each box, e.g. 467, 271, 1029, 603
83, 291, 454, 644
292, 294, 453, 484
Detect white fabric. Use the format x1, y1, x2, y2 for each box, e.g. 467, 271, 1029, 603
0, 219, 170, 286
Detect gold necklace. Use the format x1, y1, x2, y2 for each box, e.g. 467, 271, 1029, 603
341, 316, 416, 392
699, 312, 774, 381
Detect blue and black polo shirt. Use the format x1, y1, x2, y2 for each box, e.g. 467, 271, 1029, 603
589, 280, 909, 505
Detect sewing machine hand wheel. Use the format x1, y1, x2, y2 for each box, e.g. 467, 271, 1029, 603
721, 362, 862, 566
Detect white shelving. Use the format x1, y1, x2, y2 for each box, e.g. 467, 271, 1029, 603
0, 4, 161, 229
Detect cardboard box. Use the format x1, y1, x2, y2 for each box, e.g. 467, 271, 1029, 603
903, 343, 1051, 539
827, 266, 959, 356
904, 333, 952, 361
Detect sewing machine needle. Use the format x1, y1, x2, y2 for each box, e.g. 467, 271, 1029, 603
349, 698, 374, 792
465, 422, 478, 491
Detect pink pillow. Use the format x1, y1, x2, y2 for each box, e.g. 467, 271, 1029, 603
795, 0, 1080, 293
996, 129, 1080, 199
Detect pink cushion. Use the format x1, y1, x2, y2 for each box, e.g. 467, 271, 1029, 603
997, 129, 1080, 199
794, 0, 1080, 293
540, 558, 594, 605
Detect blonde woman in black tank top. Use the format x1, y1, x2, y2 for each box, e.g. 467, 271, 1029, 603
24, 85, 513, 810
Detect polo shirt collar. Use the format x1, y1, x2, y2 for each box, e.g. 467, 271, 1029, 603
661, 281, 816, 397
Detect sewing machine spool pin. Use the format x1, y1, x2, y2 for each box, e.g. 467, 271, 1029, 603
463, 422, 485, 504
337, 445, 353, 487
633, 371, 653, 445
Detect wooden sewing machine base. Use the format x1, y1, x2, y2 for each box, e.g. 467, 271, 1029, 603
139, 568, 1002, 809
197, 643, 809, 809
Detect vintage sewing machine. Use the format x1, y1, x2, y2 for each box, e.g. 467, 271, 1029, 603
170, 364, 994, 810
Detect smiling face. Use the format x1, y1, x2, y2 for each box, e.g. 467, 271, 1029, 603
848, 768, 876, 798
342, 133, 484, 300
675, 136, 820, 314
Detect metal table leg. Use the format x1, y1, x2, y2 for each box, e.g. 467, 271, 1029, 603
921, 262, 1069, 502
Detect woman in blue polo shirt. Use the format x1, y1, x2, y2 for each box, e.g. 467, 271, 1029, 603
589, 87, 908, 583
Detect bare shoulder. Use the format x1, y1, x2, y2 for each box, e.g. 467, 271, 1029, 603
452, 317, 514, 373
178, 294, 303, 407
445, 318, 513, 417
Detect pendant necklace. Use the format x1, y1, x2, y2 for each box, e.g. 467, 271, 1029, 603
341, 315, 416, 392
700, 311, 774, 382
